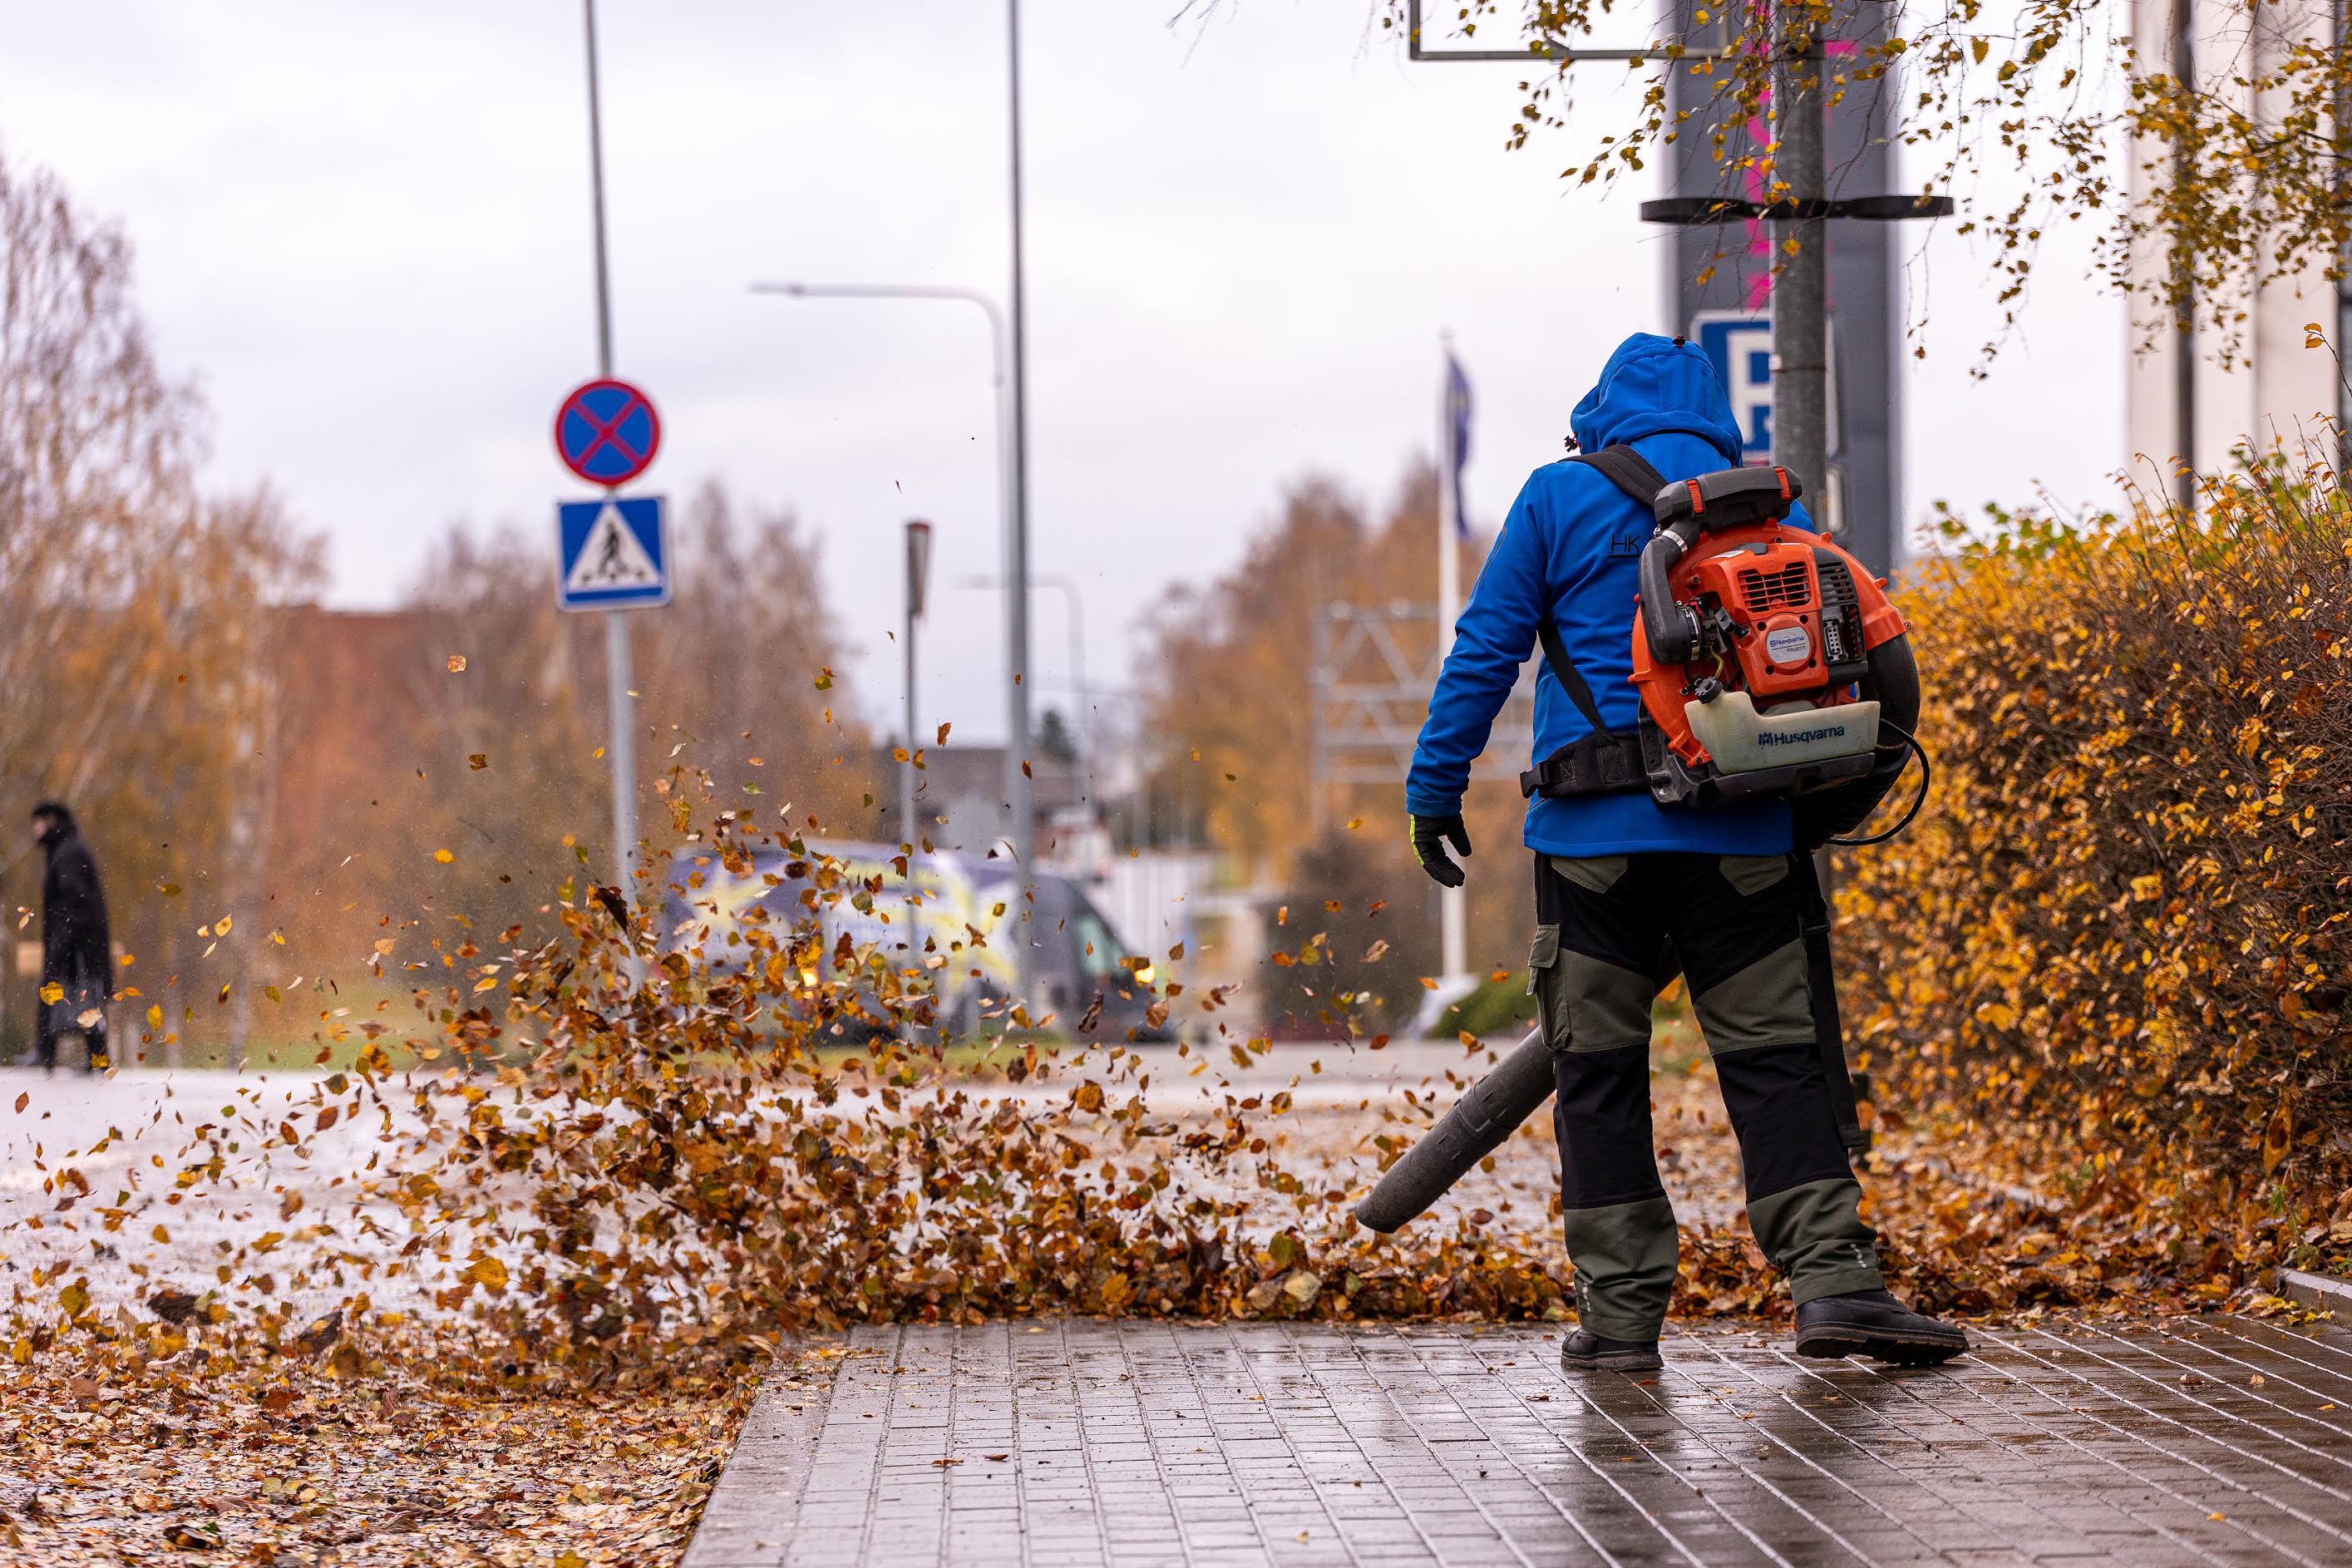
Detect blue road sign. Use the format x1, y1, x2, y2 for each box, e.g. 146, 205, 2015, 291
1693, 312, 1775, 462
557, 495, 669, 610
555, 378, 661, 486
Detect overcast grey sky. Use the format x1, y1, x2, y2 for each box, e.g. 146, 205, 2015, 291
0, 1, 2120, 745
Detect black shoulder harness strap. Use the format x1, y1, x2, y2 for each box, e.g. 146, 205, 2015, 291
1572, 443, 1669, 509
1520, 446, 1667, 801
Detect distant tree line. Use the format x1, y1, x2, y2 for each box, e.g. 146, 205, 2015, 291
0, 149, 875, 1066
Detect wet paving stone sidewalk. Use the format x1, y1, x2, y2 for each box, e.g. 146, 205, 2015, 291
683, 1315, 2352, 1568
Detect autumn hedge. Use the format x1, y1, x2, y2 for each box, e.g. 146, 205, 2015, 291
1841, 460, 2352, 1250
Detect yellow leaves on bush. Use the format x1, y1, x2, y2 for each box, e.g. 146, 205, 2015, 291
1843, 464, 2352, 1250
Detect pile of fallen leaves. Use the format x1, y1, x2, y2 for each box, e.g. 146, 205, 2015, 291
0, 1311, 761, 1566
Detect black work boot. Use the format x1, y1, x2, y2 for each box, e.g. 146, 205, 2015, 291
1558, 1328, 1663, 1373
1794, 1288, 1968, 1364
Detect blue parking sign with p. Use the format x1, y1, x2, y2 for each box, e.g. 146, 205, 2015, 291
1693, 313, 1775, 463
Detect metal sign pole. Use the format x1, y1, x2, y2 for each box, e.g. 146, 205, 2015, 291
1004, 0, 1036, 1002
903, 520, 934, 848
1772, 16, 1829, 497
582, 0, 635, 895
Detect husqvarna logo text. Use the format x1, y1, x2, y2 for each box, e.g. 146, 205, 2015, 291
1760, 724, 1846, 747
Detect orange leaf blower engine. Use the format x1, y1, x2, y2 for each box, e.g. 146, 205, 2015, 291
1629, 463, 1915, 808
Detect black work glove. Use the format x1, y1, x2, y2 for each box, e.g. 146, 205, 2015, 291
1792, 752, 1910, 849
1410, 812, 1472, 887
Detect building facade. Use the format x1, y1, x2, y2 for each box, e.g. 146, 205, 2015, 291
2124, 0, 2348, 490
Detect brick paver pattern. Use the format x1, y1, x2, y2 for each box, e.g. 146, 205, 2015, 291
684, 1316, 2352, 1568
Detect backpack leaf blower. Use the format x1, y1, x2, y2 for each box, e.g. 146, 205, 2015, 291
1518, 446, 1925, 837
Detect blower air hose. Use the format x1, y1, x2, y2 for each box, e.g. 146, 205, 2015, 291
1827, 721, 1930, 847
1353, 1027, 1555, 1233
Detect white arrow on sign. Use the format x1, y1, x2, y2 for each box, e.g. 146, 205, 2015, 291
564, 500, 663, 594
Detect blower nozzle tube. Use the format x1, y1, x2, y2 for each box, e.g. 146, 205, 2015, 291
1353, 1028, 1556, 1233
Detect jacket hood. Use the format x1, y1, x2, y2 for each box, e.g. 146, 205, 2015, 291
32, 801, 75, 849
1570, 333, 1743, 462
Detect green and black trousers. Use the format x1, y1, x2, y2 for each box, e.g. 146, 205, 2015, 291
1531, 850, 1883, 1341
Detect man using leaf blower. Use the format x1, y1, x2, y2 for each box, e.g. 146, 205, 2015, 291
1394, 332, 1964, 1372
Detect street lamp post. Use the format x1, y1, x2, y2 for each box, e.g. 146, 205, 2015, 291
903, 520, 934, 849
742, 0, 1038, 994
746, 277, 1016, 754
747, 279, 1034, 990
1003, 0, 1037, 914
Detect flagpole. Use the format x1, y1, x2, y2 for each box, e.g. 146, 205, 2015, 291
1436, 334, 1467, 987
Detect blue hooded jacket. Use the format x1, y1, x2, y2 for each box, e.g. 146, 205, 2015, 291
1406, 332, 1802, 858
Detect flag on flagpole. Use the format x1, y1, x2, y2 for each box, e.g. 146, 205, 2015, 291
1444, 352, 1472, 538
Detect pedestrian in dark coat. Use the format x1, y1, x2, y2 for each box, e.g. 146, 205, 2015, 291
31, 801, 111, 1072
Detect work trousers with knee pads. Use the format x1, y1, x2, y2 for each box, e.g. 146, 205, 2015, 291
1531, 850, 1883, 1340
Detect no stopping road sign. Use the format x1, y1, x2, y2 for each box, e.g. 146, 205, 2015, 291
555, 377, 661, 486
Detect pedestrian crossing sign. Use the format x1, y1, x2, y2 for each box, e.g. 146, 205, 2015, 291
556, 495, 669, 610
